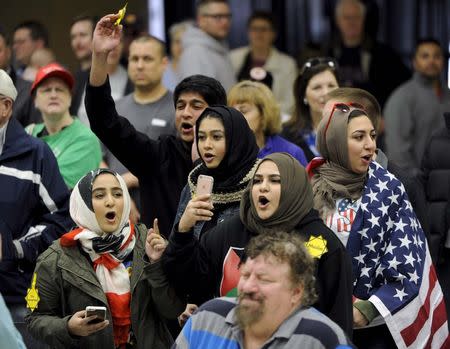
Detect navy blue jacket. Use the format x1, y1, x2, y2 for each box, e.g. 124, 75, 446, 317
0, 118, 72, 304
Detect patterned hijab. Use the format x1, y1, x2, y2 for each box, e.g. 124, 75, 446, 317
188, 106, 260, 205
240, 152, 313, 234
310, 104, 369, 217
61, 169, 134, 347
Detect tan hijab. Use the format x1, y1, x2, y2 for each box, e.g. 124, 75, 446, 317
240, 152, 313, 234
311, 105, 368, 217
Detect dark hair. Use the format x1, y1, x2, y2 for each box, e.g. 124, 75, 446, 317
245, 231, 317, 306
286, 63, 339, 132
197, 0, 229, 14
131, 34, 167, 57
413, 38, 443, 58
14, 21, 49, 47
70, 14, 97, 30
173, 75, 227, 106
0, 27, 9, 46
247, 10, 277, 32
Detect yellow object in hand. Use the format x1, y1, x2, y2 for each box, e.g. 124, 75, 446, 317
115, 2, 128, 26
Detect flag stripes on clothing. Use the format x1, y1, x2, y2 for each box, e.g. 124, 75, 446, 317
346, 161, 448, 348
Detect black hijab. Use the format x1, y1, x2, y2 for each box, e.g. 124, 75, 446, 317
188, 106, 259, 204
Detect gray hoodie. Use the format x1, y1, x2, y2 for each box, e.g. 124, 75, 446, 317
178, 26, 236, 91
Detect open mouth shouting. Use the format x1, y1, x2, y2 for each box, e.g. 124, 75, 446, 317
105, 211, 117, 224
257, 195, 270, 209
181, 122, 194, 135
361, 154, 373, 165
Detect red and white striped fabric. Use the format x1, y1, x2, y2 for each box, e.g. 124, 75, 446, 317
370, 243, 449, 349
61, 225, 135, 347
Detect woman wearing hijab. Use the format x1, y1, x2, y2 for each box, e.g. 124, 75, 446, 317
308, 103, 449, 348
26, 169, 184, 349
172, 106, 260, 239
164, 153, 353, 336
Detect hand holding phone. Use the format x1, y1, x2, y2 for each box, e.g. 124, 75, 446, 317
85, 306, 107, 324
196, 175, 214, 198
67, 307, 109, 337
178, 175, 214, 233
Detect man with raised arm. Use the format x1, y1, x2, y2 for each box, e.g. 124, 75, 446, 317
85, 13, 227, 236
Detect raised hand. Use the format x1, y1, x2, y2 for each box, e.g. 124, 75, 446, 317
145, 219, 167, 262
178, 194, 213, 233
67, 310, 109, 337
92, 14, 122, 55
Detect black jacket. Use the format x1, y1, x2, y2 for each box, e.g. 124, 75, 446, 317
8, 66, 42, 127
163, 210, 354, 337
421, 114, 450, 263
85, 79, 192, 236
70, 68, 134, 116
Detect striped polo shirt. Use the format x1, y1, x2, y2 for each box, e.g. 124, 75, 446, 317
173, 297, 354, 349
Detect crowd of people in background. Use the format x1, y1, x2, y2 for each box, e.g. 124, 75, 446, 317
1, 0, 450, 348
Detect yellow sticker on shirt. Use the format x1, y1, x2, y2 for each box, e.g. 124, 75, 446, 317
115, 2, 128, 26
304, 235, 328, 259
25, 273, 40, 312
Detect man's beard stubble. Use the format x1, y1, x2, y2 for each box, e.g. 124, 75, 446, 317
235, 292, 265, 328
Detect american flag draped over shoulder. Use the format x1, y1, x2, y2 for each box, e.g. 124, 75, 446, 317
347, 161, 449, 348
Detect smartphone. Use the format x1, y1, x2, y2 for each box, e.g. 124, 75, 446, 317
196, 175, 214, 197
85, 306, 107, 324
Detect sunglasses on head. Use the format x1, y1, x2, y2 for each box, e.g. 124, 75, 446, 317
323, 102, 367, 139
300, 57, 338, 75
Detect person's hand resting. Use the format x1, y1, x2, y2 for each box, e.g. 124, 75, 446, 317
353, 306, 369, 328
178, 303, 198, 327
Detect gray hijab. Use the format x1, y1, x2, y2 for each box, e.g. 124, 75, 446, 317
311, 105, 368, 217
240, 152, 313, 234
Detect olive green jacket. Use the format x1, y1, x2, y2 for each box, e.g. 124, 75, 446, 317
26, 224, 185, 348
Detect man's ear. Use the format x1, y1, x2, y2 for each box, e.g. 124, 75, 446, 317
291, 284, 303, 306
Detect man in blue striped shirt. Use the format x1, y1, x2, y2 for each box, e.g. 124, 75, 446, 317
173, 231, 354, 349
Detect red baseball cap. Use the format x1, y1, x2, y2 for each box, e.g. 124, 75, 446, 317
31, 63, 75, 95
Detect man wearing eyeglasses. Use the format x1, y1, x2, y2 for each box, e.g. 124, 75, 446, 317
178, 0, 236, 91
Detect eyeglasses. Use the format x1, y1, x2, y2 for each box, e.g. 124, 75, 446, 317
300, 57, 338, 75
203, 13, 232, 21
323, 102, 366, 139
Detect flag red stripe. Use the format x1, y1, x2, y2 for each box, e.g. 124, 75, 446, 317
106, 292, 131, 324
424, 298, 447, 349
60, 227, 83, 247
401, 266, 438, 346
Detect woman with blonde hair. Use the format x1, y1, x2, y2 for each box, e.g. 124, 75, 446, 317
228, 80, 307, 166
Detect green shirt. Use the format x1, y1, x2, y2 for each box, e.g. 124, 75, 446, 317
27, 118, 102, 188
